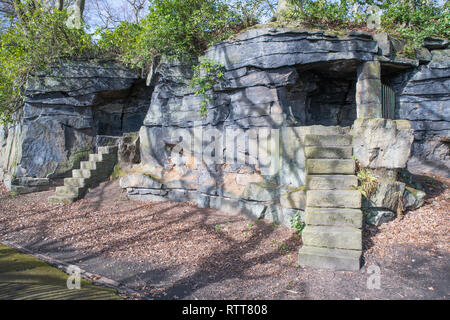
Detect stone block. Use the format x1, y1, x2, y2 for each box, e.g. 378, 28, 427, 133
306, 190, 361, 208
298, 245, 361, 271
305, 207, 362, 228
302, 226, 362, 250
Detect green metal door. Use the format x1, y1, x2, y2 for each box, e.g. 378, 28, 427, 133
382, 84, 395, 119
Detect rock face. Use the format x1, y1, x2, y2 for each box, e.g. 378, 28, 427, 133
131, 28, 382, 228
393, 48, 450, 174
130, 28, 431, 233
0, 60, 152, 193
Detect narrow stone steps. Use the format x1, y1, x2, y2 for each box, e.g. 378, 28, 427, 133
306, 175, 357, 190
305, 207, 363, 228
305, 146, 353, 159
306, 159, 355, 175
304, 134, 352, 147
49, 146, 117, 204
306, 190, 361, 208
302, 225, 362, 250
298, 245, 361, 271
299, 130, 362, 271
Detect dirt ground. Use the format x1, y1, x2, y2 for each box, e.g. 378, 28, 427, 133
0, 171, 448, 300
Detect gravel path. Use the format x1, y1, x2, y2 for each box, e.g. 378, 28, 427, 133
0, 173, 448, 300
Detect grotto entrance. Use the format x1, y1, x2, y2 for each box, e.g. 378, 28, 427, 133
285, 60, 360, 127
92, 79, 152, 137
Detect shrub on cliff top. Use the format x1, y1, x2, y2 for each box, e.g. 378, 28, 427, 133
281, 0, 449, 46
97, 0, 254, 69
0, 4, 97, 124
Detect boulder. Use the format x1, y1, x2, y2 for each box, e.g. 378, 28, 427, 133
119, 174, 162, 189
364, 208, 396, 226
363, 180, 405, 213
403, 186, 426, 211
352, 119, 414, 169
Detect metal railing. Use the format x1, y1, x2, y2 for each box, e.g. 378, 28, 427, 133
381, 83, 396, 120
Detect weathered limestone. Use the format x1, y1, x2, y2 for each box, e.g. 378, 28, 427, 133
392, 48, 449, 175
48, 146, 117, 203
356, 61, 382, 118
351, 118, 414, 169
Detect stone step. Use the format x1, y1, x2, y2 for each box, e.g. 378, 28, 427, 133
72, 169, 93, 179
89, 153, 117, 162
64, 177, 87, 188
304, 125, 350, 136
305, 134, 352, 147
298, 245, 361, 271
306, 159, 355, 175
98, 146, 118, 155
305, 146, 352, 159
306, 175, 358, 190
306, 190, 361, 208
305, 207, 363, 228
48, 194, 77, 204
55, 185, 86, 198
80, 160, 110, 170
302, 226, 362, 250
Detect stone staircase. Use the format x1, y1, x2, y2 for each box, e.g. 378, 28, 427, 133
298, 130, 363, 271
48, 146, 118, 204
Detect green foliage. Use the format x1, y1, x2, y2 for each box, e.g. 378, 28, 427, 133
380, 0, 449, 48
283, 0, 366, 28
110, 163, 126, 180
97, 0, 253, 69
282, 0, 449, 51
95, 21, 143, 67
0, 3, 96, 124
190, 58, 225, 116
352, 157, 379, 198
290, 210, 305, 236
355, 168, 379, 198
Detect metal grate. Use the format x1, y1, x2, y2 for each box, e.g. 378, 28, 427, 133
381, 83, 396, 119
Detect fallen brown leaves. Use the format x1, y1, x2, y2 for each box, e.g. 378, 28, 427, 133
364, 173, 449, 259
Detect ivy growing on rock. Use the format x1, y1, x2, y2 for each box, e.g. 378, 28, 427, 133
190, 59, 225, 116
